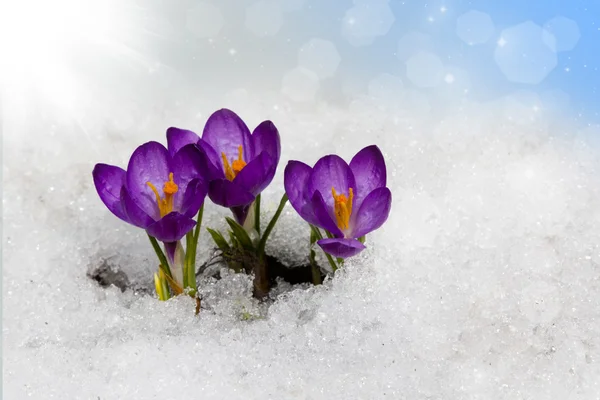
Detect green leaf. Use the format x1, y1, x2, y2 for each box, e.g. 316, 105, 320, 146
256, 194, 288, 260
147, 234, 172, 278
254, 194, 261, 236
206, 227, 230, 251
229, 231, 239, 248
222, 231, 242, 273
358, 235, 366, 244
310, 226, 318, 245
193, 204, 204, 244
309, 224, 338, 272
226, 217, 254, 252
183, 232, 192, 288
161, 265, 184, 295
154, 270, 170, 301
184, 204, 204, 293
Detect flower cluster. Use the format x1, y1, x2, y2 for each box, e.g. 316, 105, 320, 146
93, 108, 391, 305
285, 146, 391, 260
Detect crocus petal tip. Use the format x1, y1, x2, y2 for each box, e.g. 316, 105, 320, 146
317, 238, 366, 259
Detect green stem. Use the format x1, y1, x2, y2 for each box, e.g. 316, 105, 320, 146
254, 194, 261, 236
309, 227, 322, 285
148, 234, 172, 278
184, 232, 192, 288
187, 204, 204, 293
193, 204, 204, 245
252, 194, 283, 300
256, 194, 288, 260
309, 225, 338, 272
159, 271, 170, 301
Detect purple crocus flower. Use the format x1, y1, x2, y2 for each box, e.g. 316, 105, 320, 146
166, 108, 281, 225
284, 145, 392, 259
92, 141, 209, 243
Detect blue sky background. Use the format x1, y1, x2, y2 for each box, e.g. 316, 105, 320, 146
153, 0, 599, 122
416, 0, 599, 119
315, 0, 599, 121
5, 0, 598, 126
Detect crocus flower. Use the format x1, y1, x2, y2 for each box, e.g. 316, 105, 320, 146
284, 145, 392, 259
166, 108, 280, 225
92, 141, 209, 244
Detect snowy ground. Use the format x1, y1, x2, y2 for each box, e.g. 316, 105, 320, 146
4, 88, 600, 399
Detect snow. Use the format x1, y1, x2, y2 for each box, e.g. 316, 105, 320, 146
5, 90, 600, 398
4, 2, 600, 399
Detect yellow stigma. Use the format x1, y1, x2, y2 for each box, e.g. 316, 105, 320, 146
221, 145, 247, 181
146, 172, 178, 217
331, 186, 353, 231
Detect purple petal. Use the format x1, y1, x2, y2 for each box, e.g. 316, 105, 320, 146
92, 164, 128, 222
121, 187, 155, 228
309, 155, 356, 213
208, 179, 255, 208
351, 187, 392, 238
179, 178, 208, 218
197, 138, 225, 180
231, 204, 251, 226
317, 238, 366, 259
125, 141, 171, 220
164, 241, 178, 264
311, 191, 344, 238
349, 145, 387, 208
284, 160, 319, 225
233, 151, 276, 196
252, 120, 280, 163
202, 108, 254, 165
170, 144, 209, 212
146, 212, 196, 243
166, 127, 200, 157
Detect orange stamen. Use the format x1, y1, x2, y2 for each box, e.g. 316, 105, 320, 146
146, 172, 178, 217
331, 187, 354, 231
221, 145, 247, 181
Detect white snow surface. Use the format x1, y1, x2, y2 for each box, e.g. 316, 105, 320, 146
4, 93, 600, 399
